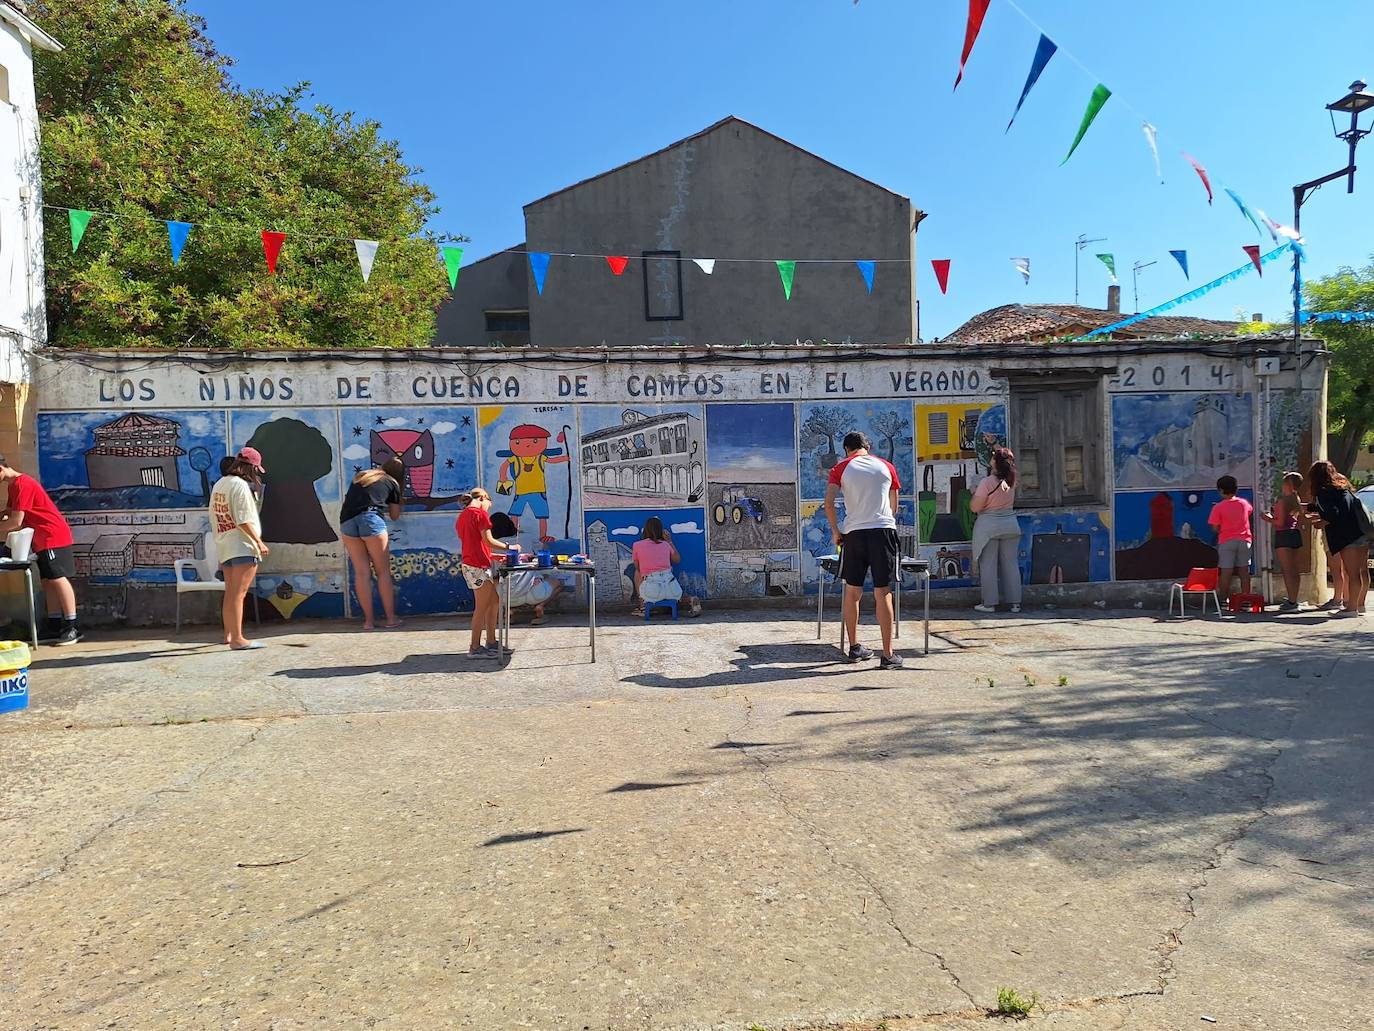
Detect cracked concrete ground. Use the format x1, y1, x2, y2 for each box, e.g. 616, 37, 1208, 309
1, 608, 1370, 1030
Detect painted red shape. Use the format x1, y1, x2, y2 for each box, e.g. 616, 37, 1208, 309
1243, 244, 1263, 276
605, 255, 629, 276
931, 259, 951, 295
262, 231, 287, 274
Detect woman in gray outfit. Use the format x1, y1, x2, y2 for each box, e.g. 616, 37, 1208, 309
970, 446, 1022, 613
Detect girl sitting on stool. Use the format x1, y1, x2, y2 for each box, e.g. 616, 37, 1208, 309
632, 516, 701, 617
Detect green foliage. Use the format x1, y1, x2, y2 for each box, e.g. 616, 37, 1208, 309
34, 0, 455, 349
1306, 257, 1374, 472
993, 986, 1038, 1018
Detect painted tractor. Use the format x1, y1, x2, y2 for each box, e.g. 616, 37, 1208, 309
713, 485, 765, 525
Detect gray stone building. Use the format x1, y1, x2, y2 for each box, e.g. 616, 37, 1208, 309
434, 117, 919, 348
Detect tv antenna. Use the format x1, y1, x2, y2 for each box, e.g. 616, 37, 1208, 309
1074, 234, 1106, 304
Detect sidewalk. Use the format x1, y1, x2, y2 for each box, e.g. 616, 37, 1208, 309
1, 610, 1369, 1029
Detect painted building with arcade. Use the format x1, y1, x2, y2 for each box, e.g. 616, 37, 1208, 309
29, 338, 1324, 625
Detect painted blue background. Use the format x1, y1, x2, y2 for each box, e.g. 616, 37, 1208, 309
343, 406, 478, 509
798, 399, 914, 501
706, 402, 797, 482
229, 408, 343, 503
583, 507, 708, 601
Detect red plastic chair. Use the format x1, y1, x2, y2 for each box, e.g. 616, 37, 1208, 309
1168, 567, 1221, 617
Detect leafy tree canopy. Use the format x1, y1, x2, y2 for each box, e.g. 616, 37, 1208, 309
1306, 257, 1374, 474
34, 0, 457, 350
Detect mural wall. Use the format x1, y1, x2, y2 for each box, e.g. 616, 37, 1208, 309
31, 350, 1301, 622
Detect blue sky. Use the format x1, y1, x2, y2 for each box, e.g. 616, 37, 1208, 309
195, 0, 1374, 338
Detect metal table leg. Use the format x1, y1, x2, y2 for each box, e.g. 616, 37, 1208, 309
502, 572, 511, 656
816, 569, 824, 640
923, 572, 930, 656
895, 574, 902, 639
588, 573, 596, 664
25, 567, 38, 648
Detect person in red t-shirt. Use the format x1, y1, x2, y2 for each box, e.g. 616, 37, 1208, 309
0, 456, 82, 645
455, 487, 508, 659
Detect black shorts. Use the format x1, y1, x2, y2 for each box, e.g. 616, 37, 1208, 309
36, 546, 76, 581
840, 528, 900, 589
1274, 529, 1303, 550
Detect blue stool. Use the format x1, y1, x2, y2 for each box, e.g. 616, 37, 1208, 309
644, 600, 678, 621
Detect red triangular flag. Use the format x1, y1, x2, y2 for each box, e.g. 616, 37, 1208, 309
605, 255, 629, 276
1183, 153, 1213, 205
931, 259, 951, 295
953, 0, 992, 90
1243, 244, 1263, 276
261, 231, 287, 274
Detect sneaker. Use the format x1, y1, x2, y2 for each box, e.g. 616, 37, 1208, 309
1336, 608, 1365, 618
52, 626, 83, 647
1318, 599, 1344, 611
1009, 604, 1022, 613
973, 604, 996, 613
1278, 600, 1298, 613
847, 643, 875, 663
484, 644, 510, 657
879, 653, 904, 670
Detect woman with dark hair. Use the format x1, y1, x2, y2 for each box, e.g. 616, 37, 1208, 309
1304, 460, 1370, 616
339, 457, 406, 630
631, 516, 701, 617
969, 446, 1022, 614
209, 447, 270, 650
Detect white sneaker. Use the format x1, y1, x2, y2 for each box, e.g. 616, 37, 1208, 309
1010, 604, 1022, 613
973, 604, 996, 613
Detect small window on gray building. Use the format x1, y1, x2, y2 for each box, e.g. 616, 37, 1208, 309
484, 310, 529, 333
642, 251, 683, 321
1008, 377, 1105, 508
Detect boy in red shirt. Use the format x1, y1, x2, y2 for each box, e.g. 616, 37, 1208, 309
0, 456, 81, 645
1208, 475, 1254, 606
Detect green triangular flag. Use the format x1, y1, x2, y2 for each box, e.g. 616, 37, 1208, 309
1096, 253, 1117, 281
776, 260, 796, 301
442, 245, 464, 290
69, 209, 93, 252
1061, 84, 1112, 165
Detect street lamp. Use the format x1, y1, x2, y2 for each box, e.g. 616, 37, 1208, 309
1292, 79, 1374, 343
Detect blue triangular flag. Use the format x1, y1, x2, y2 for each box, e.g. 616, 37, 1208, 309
855, 260, 875, 294
167, 221, 192, 264
528, 251, 551, 295
1006, 34, 1057, 132
1169, 249, 1188, 279
1223, 188, 1263, 237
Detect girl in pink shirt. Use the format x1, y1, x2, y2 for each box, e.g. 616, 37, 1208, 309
630, 517, 701, 616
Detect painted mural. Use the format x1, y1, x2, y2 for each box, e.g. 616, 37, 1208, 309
919, 542, 976, 588
799, 400, 914, 500
799, 498, 921, 594
1015, 511, 1111, 585
67, 511, 212, 585
584, 508, 708, 607
343, 407, 477, 511
705, 402, 798, 551
1112, 393, 1255, 490
230, 409, 341, 545
37, 410, 228, 511
709, 552, 801, 598
914, 402, 1006, 548
1114, 488, 1255, 581
252, 571, 347, 622
578, 404, 705, 509
480, 405, 580, 552
917, 461, 977, 544
354, 513, 476, 615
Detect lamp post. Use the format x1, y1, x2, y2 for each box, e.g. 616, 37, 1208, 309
1074, 233, 1106, 305
1131, 260, 1157, 314
1291, 79, 1373, 344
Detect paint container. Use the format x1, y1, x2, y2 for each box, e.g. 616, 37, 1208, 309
536, 551, 553, 569
505, 546, 521, 567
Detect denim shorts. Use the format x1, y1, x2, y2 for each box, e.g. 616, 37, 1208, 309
340, 511, 387, 538
222, 555, 260, 568
1217, 539, 1251, 568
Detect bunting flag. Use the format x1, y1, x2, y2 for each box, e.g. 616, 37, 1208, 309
605, 255, 629, 276
1142, 123, 1163, 182
693, 258, 715, 275
68, 209, 93, 252
1011, 257, 1031, 284
1077, 243, 1293, 339
1061, 84, 1111, 164
1006, 35, 1057, 132
1243, 244, 1263, 276
776, 260, 797, 300
1224, 188, 1263, 237
855, 259, 875, 294
953, 0, 991, 90
167, 221, 192, 264
528, 251, 551, 294
354, 239, 379, 283
1183, 154, 1213, 204
1096, 253, 1117, 281
442, 245, 464, 289
931, 258, 951, 294
261, 231, 286, 274
1307, 311, 1374, 323
1255, 210, 1280, 244
1169, 249, 1189, 279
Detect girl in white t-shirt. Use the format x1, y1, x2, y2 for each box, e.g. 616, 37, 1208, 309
208, 448, 270, 650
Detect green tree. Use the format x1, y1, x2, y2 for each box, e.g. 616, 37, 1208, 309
1306, 257, 1374, 474
34, 0, 456, 349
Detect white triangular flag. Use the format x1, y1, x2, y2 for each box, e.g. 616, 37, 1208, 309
355, 239, 380, 283
1254, 210, 1281, 244
1142, 122, 1163, 182
693, 258, 715, 275
1011, 257, 1031, 284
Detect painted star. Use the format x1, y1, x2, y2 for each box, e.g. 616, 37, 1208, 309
375, 416, 385, 425
353, 466, 363, 475
445, 458, 455, 470
417, 417, 425, 425
351, 426, 362, 437
461, 415, 472, 427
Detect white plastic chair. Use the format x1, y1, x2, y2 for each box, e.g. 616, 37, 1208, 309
174, 533, 260, 633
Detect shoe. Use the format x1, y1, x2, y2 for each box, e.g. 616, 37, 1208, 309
847, 643, 874, 663
1278, 600, 1298, 613
1009, 604, 1022, 613
973, 604, 996, 613
1336, 608, 1365, 618
484, 644, 510, 657
52, 626, 83, 647
1318, 599, 1344, 611
879, 653, 904, 670
229, 641, 264, 651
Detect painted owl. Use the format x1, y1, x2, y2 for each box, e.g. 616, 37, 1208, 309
372, 429, 435, 498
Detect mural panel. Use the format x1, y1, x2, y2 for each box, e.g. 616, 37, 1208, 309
37, 410, 228, 512
1114, 488, 1255, 581
583, 508, 708, 608
578, 404, 705, 509
341, 407, 478, 511
229, 408, 342, 545
917, 460, 977, 544
1015, 511, 1111, 585
351, 513, 475, 616
919, 542, 976, 588
1112, 393, 1254, 489
251, 571, 347, 622
799, 498, 920, 594
705, 402, 798, 551
709, 552, 801, 599
798, 400, 914, 500
915, 401, 1006, 472
479, 405, 581, 552
67, 511, 212, 585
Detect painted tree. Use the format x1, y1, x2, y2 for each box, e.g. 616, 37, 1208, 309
870, 409, 912, 464
33, 0, 458, 349
1306, 258, 1374, 474
802, 405, 852, 468
247, 418, 337, 544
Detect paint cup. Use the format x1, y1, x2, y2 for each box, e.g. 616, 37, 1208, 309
505, 546, 521, 567
556, 554, 569, 564
536, 551, 553, 569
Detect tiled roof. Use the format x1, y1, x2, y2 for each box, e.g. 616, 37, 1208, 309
943, 304, 1241, 343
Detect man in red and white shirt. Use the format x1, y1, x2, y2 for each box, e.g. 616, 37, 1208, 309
0, 456, 81, 645
824, 431, 902, 669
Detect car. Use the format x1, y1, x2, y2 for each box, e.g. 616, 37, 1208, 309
713, 485, 765, 525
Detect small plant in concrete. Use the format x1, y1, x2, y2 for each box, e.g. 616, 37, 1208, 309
745, 1024, 769, 1031
1023, 674, 1036, 687
1057, 675, 1069, 687
987, 677, 996, 688
993, 986, 1038, 1019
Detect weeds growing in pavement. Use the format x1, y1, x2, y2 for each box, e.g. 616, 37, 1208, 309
993, 986, 1038, 1018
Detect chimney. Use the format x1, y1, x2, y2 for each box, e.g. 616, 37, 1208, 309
1251, 313, 1263, 322
1107, 285, 1121, 313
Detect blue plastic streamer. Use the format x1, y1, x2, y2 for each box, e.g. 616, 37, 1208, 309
1075, 243, 1293, 340
1006, 35, 1057, 132
1306, 311, 1374, 323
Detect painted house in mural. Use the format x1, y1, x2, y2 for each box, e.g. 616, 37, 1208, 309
581, 408, 703, 502
84, 413, 186, 490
